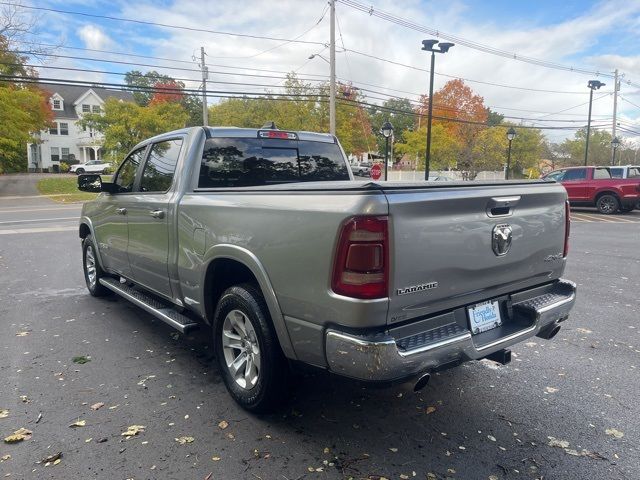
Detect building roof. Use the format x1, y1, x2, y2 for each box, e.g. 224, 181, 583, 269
38, 84, 134, 120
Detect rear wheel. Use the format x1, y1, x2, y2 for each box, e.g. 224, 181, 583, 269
82, 235, 110, 297
76, 168, 85, 175
213, 284, 289, 413
596, 194, 619, 215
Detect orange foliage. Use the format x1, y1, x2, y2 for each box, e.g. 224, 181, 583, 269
149, 80, 184, 105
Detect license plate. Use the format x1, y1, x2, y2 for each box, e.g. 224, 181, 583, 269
467, 300, 502, 334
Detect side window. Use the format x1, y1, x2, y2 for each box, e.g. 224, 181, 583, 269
139, 139, 182, 193
113, 148, 145, 193
628, 167, 640, 178
545, 170, 565, 181
562, 168, 587, 181
593, 168, 611, 179
610, 168, 623, 178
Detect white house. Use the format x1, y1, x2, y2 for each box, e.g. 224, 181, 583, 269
27, 85, 133, 172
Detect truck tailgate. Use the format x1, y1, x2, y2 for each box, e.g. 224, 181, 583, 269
383, 181, 568, 325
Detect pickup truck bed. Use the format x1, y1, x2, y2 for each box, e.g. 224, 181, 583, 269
78, 126, 576, 412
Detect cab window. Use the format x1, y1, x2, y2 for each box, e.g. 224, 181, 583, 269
139, 139, 183, 193
113, 148, 145, 193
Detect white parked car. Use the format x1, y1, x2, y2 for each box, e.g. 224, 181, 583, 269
70, 160, 112, 175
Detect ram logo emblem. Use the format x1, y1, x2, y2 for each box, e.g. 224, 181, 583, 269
492, 224, 513, 256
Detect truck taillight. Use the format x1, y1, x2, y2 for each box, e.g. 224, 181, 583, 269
332, 216, 389, 299
563, 200, 570, 258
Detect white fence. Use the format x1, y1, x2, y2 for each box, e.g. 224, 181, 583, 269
386, 170, 505, 181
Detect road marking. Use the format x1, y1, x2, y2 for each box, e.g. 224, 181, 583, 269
0, 206, 81, 213
0, 216, 78, 225
574, 212, 635, 223
570, 214, 592, 222
0, 225, 77, 235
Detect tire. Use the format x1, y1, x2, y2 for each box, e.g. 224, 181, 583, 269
82, 235, 111, 297
213, 284, 289, 413
596, 194, 620, 215
76, 168, 85, 175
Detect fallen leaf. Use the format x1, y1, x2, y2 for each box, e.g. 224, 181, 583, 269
211, 456, 221, 461
576, 328, 592, 334
548, 436, 570, 448
53, 458, 61, 466
489, 476, 499, 480
19, 395, 30, 403
4, 427, 32, 443
72, 356, 91, 364
426, 406, 437, 414
487, 435, 496, 442
389, 447, 398, 453
545, 386, 559, 393
41, 452, 62, 464
15, 332, 29, 337
218, 420, 229, 430
90, 402, 105, 411
605, 428, 624, 439
121, 425, 146, 438
448, 469, 456, 474
0, 454, 10, 462
400, 475, 409, 479
175, 436, 194, 444
69, 420, 86, 428
0, 409, 8, 419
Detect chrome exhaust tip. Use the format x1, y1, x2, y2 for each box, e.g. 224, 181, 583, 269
537, 323, 561, 340
413, 373, 431, 392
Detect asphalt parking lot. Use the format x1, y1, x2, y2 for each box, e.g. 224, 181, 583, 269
0, 176, 638, 480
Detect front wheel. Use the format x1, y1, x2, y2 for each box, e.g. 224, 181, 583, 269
82, 235, 111, 297
213, 284, 289, 413
596, 194, 619, 214
76, 168, 85, 175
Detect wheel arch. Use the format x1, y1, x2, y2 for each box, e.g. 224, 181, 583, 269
201, 245, 296, 360
79, 217, 106, 269
594, 189, 621, 202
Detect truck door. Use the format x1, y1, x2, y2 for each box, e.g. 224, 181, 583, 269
92, 147, 146, 277
126, 138, 183, 299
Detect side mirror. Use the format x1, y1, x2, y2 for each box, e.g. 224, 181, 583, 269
78, 174, 102, 192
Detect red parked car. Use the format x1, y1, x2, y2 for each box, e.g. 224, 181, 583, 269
542, 166, 640, 214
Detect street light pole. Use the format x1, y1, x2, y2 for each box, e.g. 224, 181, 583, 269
611, 136, 621, 165
505, 127, 516, 180
381, 121, 394, 181
584, 80, 605, 166
421, 40, 454, 181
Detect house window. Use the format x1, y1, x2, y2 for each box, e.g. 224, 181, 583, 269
59, 123, 69, 135
92, 105, 101, 113
82, 104, 90, 113
52, 99, 61, 110
49, 123, 58, 135
61, 148, 70, 161
51, 147, 60, 162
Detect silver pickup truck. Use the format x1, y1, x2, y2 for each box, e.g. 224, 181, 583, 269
77, 126, 576, 412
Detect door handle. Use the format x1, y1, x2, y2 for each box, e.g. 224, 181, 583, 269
149, 209, 165, 219
116, 207, 127, 215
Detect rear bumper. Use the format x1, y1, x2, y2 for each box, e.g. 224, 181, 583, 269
325, 279, 576, 382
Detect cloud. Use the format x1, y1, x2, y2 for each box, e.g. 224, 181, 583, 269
77, 24, 113, 50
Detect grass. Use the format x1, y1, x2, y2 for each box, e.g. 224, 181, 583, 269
37, 176, 98, 203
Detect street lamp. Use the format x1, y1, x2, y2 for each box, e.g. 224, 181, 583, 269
381, 121, 394, 181
308, 53, 329, 64
505, 127, 516, 180
611, 136, 621, 165
584, 80, 606, 166
421, 39, 454, 181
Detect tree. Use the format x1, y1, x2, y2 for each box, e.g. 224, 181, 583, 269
471, 128, 508, 175
508, 125, 544, 176
560, 128, 613, 166
0, 83, 53, 173
79, 99, 188, 165
395, 123, 460, 170
125, 70, 202, 126
486, 108, 504, 126
368, 98, 416, 156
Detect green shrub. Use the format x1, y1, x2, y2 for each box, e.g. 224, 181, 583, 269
59, 162, 70, 173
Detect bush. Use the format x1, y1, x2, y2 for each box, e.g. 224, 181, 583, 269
59, 162, 70, 173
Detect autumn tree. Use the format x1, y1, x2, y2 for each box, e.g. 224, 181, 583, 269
0, 34, 53, 173
79, 98, 188, 165
125, 70, 202, 126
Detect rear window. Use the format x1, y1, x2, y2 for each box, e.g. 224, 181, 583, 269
593, 168, 611, 179
628, 167, 640, 178
198, 137, 349, 188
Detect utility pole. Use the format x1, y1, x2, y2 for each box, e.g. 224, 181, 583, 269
329, 0, 336, 136
611, 69, 619, 165
200, 47, 209, 127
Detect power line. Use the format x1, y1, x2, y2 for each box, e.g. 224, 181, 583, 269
338, 0, 616, 79
0, 2, 326, 46
620, 96, 640, 110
